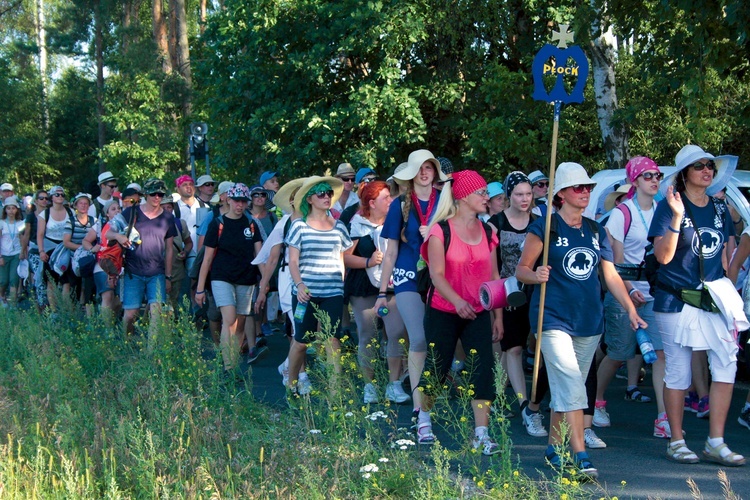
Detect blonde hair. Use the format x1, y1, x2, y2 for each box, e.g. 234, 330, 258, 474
426, 182, 456, 234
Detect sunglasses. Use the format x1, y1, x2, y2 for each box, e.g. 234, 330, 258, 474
52, 193, 65, 198
570, 184, 594, 193
37, 196, 49, 201
314, 190, 335, 199
149, 192, 166, 198
689, 160, 716, 171
340, 177, 355, 182
252, 192, 268, 198
361, 177, 377, 184
639, 172, 664, 181
106, 184, 118, 189
126, 198, 138, 205
202, 183, 215, 187
535, 181, 549, 188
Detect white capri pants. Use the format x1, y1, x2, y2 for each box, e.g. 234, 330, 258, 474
539, 329, 600, 413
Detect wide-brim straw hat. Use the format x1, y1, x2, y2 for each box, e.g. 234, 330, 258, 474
603, 183, 631, 212
293, 176, 344, 211
275, 178, 307, 214
393, 149, 448, 185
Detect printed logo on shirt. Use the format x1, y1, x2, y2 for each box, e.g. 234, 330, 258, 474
562, 247, 598, 281
244, 227, 254, 239
392, 267, 415, 286
691, 228, 723, 259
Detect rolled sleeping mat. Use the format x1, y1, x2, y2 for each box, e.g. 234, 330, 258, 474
479, 277, 527, 311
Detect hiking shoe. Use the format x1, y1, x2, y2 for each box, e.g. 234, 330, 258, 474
297, 375, 312, 395
278, 361, 289, 387
385, 380, 411, 403
739, 407, 750, 430
593, 403, 611, 428
654, 415, 672, 439
364, 383, 379, 404
584, 428, 607, 449
625, 387, 652, 403
696, 396, 710, 418
684, 392, 699, 413
261, 323, 275, 336
472, 433, 500, 456
247, 345, 268, 364
522, 407, 548, 437
575, 453, 599, 480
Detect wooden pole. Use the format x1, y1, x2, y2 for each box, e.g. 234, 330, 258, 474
531, 101, 561, 402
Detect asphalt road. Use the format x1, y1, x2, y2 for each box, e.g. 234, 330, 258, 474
243, 328, 750, 499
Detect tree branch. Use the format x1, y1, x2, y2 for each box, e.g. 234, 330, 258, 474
0, 0, 23, 18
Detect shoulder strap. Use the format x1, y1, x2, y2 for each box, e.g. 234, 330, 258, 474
682, 201, 705, 281
616, 203, 632, 239
438, 220, 451, 253
711, 196, 726, 230
482, 221, 493, 249
490, 211, 507, 233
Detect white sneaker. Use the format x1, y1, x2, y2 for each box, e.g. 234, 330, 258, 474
522, 408, 548, 437
278, 361, 289, 387
298, 373, 312, 395
472, 433, 500, 456
364, 383, 379, 404
385, 380, 411, 403
593, 405, 611, 427
584, 428, 607, 449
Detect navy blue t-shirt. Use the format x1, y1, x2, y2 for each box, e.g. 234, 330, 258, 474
648, 197, 733, 313
381, 190, 440, 293
527, 213, 613, 337
112, 207, 178, 277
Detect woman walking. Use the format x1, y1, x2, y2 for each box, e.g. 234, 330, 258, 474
344, 180, 409, 404
0, 197, 26, 306
516, 162, 644, 479
375, 150, 448, 443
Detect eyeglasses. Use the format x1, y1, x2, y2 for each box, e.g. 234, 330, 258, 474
571, 184, 594, 193
252, 192, 268, 198
106, 184, 118, 189
361, 177, 377, 184
202, 183, 215, 187
689, 160, 716, 171
535, 181, 549, 188
314, 190, 335, 199
341, 177, 355, 182
472, 189, 489, 197
640, 172, 664, 181
37, 196, 49, 201
149, 192, 166, 198
52, 193, 64, 198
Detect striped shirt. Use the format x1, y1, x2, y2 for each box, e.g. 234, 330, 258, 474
285, 218, 352, 298
64, 213, 95, 245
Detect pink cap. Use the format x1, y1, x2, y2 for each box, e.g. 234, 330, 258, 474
175, 174, 194, 187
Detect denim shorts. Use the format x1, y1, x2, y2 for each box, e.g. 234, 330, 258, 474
603, 293, 661, 360
122, 273, 166, 310
94, 270, 117, 296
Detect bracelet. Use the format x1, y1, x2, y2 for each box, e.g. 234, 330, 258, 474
195, 290, 205, 295
628, 288, 637, 296
667, 226, 680, 234
377, 293, 387, 298
365, 257, 370, 268
295, 281, 305, 289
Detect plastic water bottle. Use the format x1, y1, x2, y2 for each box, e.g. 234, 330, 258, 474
294, 300, 308, 322
636, 329, 657, 365
377, 306, 389, 317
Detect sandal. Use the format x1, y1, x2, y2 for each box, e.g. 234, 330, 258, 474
625, 387, 652, 403
417, 423, 436, 445
666, 440, 699, 464
702, 441, 746, 467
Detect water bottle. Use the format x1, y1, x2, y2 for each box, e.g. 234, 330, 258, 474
294, 300, 308, 322
377, 306, 389, 317
636, 328, 657, 365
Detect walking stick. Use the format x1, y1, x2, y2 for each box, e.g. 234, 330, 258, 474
529, 25, 589, 402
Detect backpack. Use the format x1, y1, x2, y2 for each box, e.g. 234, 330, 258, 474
268, 217, 293, 292
418, 220, 494, 304
173, 197, 209, 221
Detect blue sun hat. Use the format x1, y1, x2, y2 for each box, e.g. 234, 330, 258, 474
487, 182, 504, 199
660, 145, 738, 197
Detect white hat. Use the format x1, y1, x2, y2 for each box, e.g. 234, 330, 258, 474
196, 174, 215, 187
528, 170, 549, 184
98, 171, 117, 184
2, 196, 19, 208
661, 144, 738, 197
217, 181, 234, 195
553, 162, 596, 196
393, 150, 447, 185
0, 183, 13, 191
335, 163, 356, 177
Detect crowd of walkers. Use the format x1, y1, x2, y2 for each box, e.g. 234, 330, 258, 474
4, 143, 750, 479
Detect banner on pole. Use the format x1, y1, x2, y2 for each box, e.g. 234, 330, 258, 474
531, 25, 589, 104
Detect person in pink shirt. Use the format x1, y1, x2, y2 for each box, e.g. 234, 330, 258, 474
418, 169, 503, 455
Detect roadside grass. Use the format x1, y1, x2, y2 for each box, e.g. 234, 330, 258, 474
0, 301, 736, 498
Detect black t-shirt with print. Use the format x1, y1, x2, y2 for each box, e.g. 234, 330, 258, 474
204, 214, 262, 285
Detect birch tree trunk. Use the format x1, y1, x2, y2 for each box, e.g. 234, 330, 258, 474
35, 0, 49, 141
95, 1, 106, 171
590, 2, 629, 169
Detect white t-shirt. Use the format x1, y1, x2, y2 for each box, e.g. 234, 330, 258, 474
0, 220, 24, 256
605, 196, 656, 299
177, 198, 199, 257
